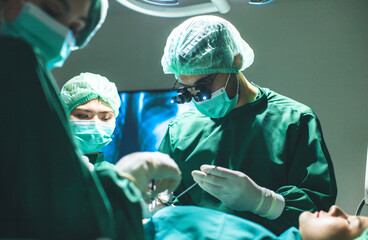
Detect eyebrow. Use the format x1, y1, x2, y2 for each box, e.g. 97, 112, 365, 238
57, 0, 71, 13
179, 74, 216, 88
56, 0, 88, 23
350, 216, 362, 229
73, 109, 114, 114
357, 217, 362, 228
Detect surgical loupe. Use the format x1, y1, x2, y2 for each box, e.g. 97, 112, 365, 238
193, 86, 211, 102
171, 86, 212, 104
170, 88, 192, 104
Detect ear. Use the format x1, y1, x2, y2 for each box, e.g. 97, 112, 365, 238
233, 54, 243, 69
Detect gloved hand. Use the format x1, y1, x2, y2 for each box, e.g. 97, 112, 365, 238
192, 164, 285, 220
115, 152, 182, 198
141, 190, 174, 219
81, 155, 94, 171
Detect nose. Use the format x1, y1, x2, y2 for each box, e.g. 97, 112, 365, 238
328, 205, 348, 218
189, 87, 196, 93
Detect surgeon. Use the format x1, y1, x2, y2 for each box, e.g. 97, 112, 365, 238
0, 1, 181, 239
159, 15, 337, 234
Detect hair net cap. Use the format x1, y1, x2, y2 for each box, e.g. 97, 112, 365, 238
75, 0, 109, 49
161, 15, 254, 77
60, 72, 120, 117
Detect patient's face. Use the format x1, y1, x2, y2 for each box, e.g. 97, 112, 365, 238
299, 205, 368, 240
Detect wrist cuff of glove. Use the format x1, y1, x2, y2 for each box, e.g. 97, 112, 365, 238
256, 189, 285, 220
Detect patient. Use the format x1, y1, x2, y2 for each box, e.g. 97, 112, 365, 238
144, 205, 368, 240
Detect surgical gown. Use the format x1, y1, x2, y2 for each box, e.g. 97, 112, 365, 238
0, 36, 144, 240
159, 85, 337, 235
88, 152, 114, 168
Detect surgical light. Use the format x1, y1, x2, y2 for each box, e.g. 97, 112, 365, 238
249, 0, 274, 6
142, 0, 178, 6
115, 0, 231, 18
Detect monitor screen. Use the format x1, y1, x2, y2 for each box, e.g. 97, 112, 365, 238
102, 89, 194, 164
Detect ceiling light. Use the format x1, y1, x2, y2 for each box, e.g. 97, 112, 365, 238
115, 0, 231, 18
249, 0, 274, 6
142, 0, 179, 6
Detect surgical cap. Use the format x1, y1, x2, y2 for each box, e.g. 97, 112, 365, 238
76, 0, 109, 48
60, 72, 120, 117
161, 15, 254, 77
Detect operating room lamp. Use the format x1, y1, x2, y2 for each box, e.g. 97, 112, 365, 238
115, 0, 231, 18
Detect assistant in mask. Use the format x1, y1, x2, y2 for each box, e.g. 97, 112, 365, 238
61, 72, 120, 168
159, 15, 337, 235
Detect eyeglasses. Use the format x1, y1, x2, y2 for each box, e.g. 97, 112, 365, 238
170, 73, 218, 104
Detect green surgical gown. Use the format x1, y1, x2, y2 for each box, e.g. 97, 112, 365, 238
0, 36, 144, 240
159, 85, 337, 235
88, 152, 115, 169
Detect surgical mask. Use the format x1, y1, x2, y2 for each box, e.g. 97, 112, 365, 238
193, 74, 239, 118
1, 2, 76, 70
70, 120, 115, 154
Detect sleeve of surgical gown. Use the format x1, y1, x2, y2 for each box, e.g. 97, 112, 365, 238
0, 37, 144, 239
261, 114, 337, 234
95, 166, 145, 240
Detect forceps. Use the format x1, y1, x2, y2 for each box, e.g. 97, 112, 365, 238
164, 166, 218, 206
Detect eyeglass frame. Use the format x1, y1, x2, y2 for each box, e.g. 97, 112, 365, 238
171, 73, 219, 104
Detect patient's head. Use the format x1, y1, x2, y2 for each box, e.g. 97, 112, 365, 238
299, 205, 368, 240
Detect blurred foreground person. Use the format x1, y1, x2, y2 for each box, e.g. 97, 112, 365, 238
0, 1, 181, 239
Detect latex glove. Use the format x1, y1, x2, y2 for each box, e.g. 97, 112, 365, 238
141, 190, 174, 219
115, 152, 181, 198
192, 164, 285, 220
81, 155, 94, 171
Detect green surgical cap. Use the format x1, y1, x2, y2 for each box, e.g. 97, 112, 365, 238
60, 72, 120, 117
161, 15, 254, 77
76, 0, 109, 48
355, 228, 368, 240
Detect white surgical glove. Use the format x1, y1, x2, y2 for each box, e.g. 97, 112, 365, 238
192, 164, 285, 220
81, 155, 94, 171
115, 152, 182, 198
